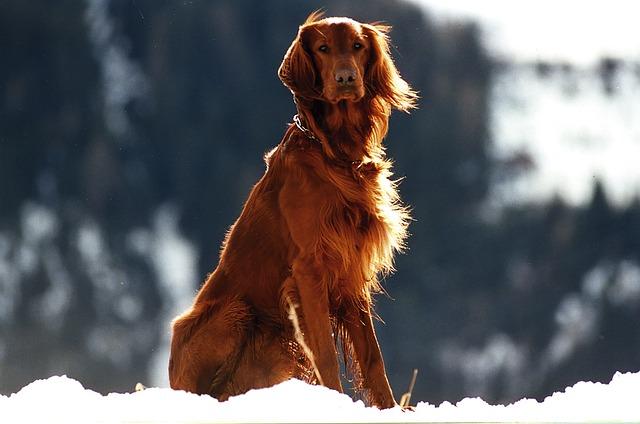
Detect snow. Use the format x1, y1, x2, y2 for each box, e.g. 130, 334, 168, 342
413, 0, 640, 65
411, 0, 640, 208
146, 205, 198, 387
489, 64, 640, 207
85, 0, 150, 138
2, 372, 640, 423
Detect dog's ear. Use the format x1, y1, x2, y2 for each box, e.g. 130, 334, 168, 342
278, 25, 319, 100
363, 24, 418, 112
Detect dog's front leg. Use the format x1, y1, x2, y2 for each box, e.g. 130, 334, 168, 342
344, 304, 397, 409
279, 173, 343, 393
289, 257, 343, 393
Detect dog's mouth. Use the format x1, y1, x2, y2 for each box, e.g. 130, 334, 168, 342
324, 85, 365, 103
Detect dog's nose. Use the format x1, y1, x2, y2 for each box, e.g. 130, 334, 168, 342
335, 68, 356, 86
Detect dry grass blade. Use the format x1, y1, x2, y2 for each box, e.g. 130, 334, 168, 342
399, 368, 418, 409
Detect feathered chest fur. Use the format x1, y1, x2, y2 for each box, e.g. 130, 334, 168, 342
276, 133, 410, 305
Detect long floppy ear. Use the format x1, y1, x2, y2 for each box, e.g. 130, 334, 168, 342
278, 23, 319, 99
363, 24, 418, 112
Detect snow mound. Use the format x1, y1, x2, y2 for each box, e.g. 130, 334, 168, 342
1, 372, 639, 423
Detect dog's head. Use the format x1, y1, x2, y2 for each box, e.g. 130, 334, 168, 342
279, 12, 416, 111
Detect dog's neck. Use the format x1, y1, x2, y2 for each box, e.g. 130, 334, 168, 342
296, 95, 390, 163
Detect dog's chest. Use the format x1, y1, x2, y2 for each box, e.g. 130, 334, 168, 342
281, 142, 403, 298
323, 163, 381, 239
315, 166, 393, 285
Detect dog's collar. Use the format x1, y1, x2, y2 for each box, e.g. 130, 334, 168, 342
293, 114, 320, 144
291, 114, 365, 177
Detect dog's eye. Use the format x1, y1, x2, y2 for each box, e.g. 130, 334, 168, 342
318, 45, 329, 53
353, 42, 363, 50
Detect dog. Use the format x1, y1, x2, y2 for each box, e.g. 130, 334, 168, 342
169, 11, 416, 409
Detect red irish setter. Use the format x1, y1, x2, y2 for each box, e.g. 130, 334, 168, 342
169, 12, 417, 409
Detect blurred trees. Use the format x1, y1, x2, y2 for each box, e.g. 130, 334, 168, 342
1, 0, 639, 405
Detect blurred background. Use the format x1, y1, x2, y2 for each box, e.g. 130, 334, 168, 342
1, 0, 639, 404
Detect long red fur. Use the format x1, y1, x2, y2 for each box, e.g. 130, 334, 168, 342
169, 12, 417, 409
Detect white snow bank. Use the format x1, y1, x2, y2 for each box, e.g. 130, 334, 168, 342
1, 372, 639, 423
